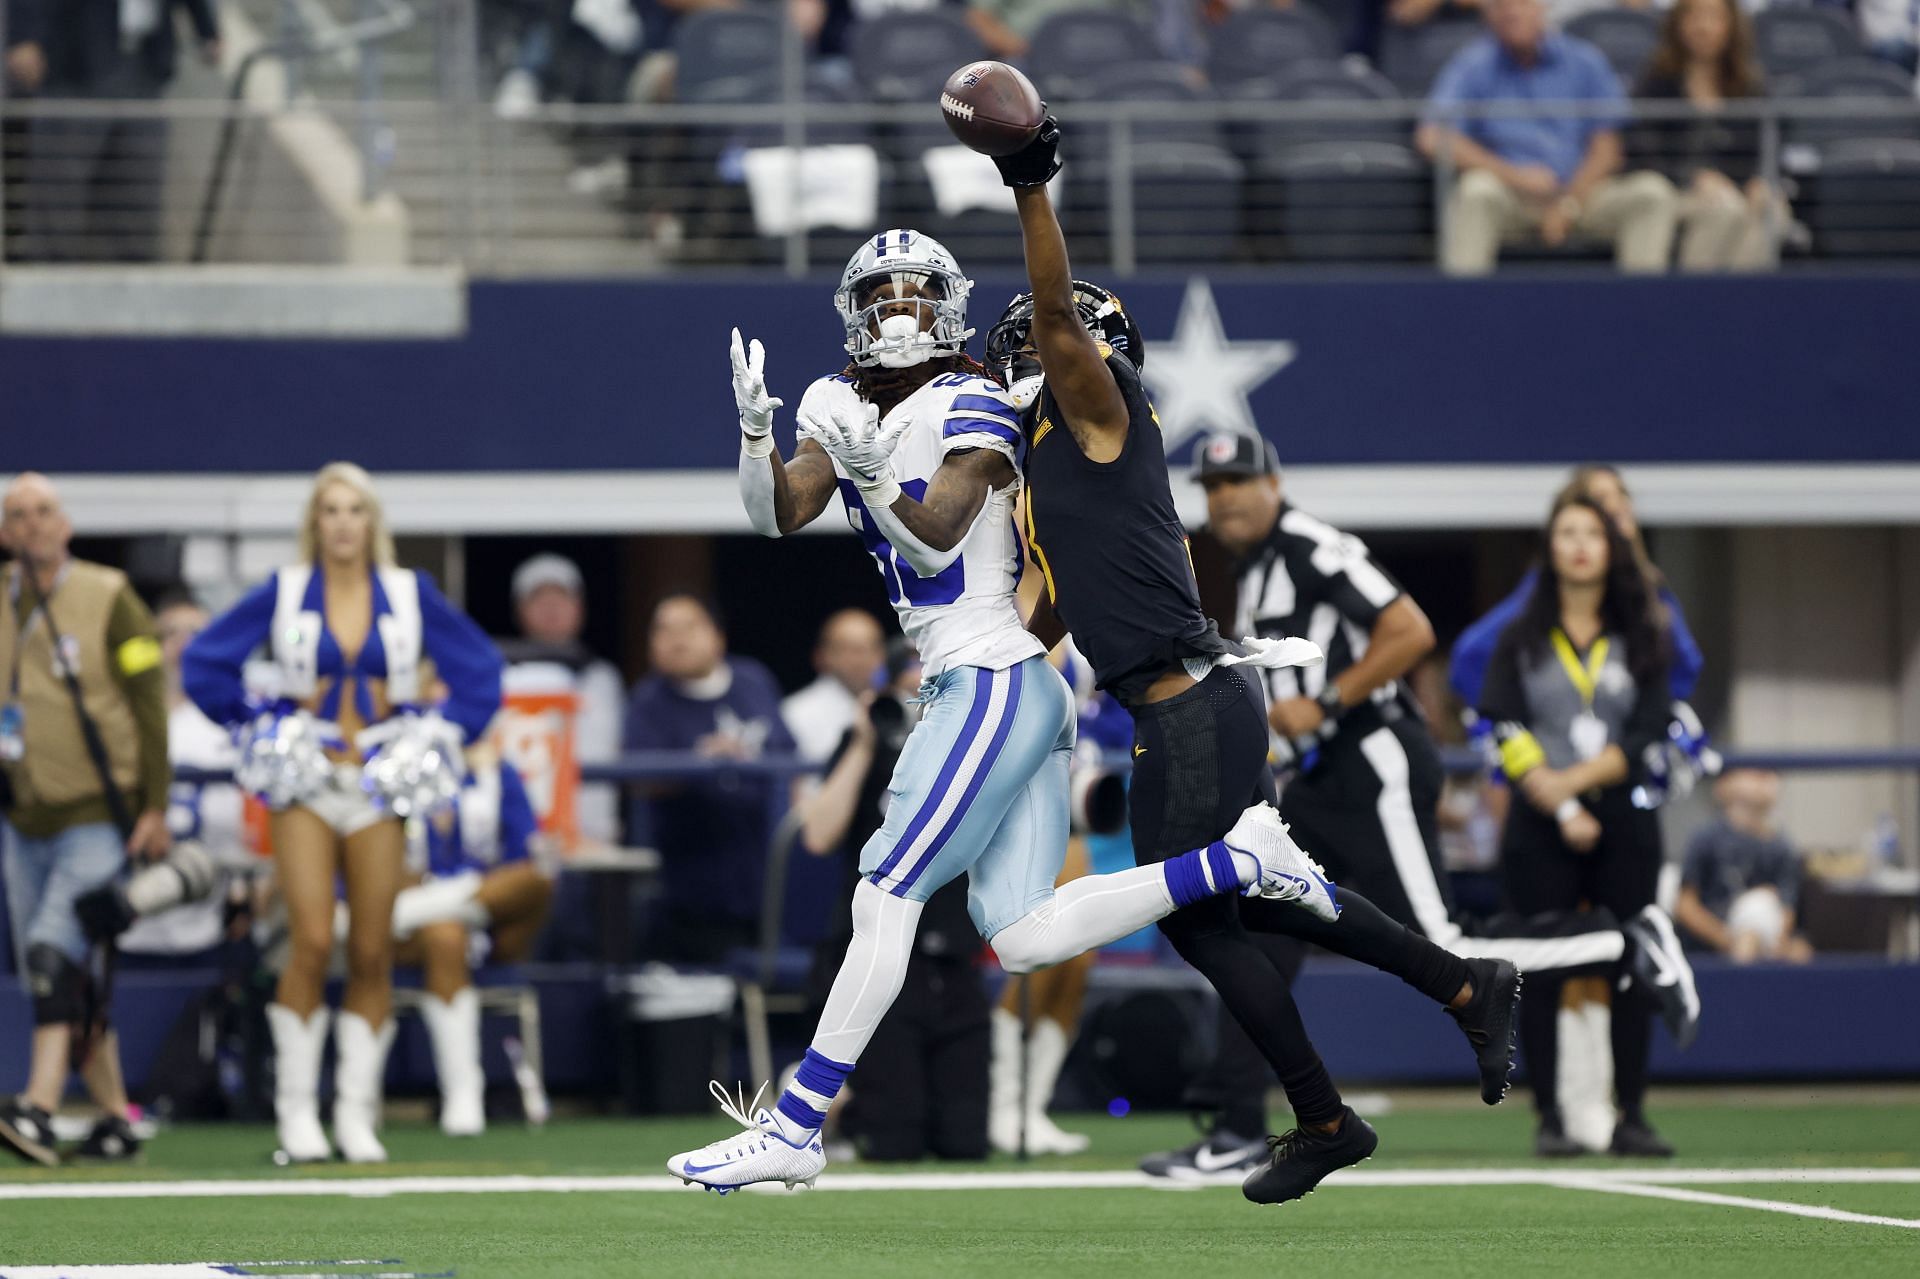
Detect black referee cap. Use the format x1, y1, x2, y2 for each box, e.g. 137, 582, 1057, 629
1190, 432, 1281, 483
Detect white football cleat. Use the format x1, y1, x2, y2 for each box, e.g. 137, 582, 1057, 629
1225, 803, 1340, 922
666, 1083, 826, 1194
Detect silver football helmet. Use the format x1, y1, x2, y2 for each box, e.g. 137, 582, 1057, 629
835, 229, 974, 369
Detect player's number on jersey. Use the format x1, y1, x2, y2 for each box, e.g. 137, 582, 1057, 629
838, 479, 966, 607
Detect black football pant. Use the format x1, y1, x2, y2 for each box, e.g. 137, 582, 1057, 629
1127, 666, 1470, 1128
1503, 788, 1663, 1125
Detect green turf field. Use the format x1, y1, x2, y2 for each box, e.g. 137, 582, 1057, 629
3, 1088, 1916, 1278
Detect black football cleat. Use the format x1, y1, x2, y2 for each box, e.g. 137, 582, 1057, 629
74, 1114, 142, 1161
1447, 958, 1523, 1104
1624, 907, 1701, 1050
1241, 1107, 1379, 1205
0, 1097, 60, 1167
1610, 1118, 1676, 1158
1139, 1128, 1268, 1179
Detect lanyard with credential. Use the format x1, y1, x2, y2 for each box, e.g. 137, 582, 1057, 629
1548, 628, 1610, 709
6, 563, 69, 701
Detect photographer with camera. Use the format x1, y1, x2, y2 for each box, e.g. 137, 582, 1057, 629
1, 474, 172, 1166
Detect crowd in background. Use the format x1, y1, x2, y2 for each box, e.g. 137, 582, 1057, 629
3, 0, 1918, 267
0, 454, 1860, 1166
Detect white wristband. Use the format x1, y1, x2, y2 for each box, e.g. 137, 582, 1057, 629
857, 476, 901, 510
741, 429, 774, 459
1555, 798, 1582, 823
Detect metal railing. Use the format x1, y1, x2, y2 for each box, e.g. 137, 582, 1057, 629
2, 94, 1917, 273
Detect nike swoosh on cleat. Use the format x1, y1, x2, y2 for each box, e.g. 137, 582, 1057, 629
1190, 1145, 1257, 1173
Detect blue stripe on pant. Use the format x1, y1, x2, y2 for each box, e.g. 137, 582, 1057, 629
860, 655, 1075, 938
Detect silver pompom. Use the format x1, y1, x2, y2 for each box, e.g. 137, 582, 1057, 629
235, 708, 337, 809
358, 710, 467, 819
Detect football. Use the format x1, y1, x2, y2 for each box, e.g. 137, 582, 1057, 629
940, 61, 1045, 157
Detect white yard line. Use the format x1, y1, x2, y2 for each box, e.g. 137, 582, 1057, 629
1, 1167, 1917, 1201
1553, 1176, 1920, 1231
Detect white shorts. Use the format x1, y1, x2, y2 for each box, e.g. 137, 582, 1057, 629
290, 764, 392, 838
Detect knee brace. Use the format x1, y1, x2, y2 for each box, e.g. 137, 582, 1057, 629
25, 943, 87, 1027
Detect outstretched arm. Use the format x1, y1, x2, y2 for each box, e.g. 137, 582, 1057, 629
1000, 120, 1128, 456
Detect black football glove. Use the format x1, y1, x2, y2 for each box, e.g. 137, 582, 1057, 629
994, 114, 1062, 189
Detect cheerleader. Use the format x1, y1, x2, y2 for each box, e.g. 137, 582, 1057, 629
182, 463, 502, 1162
392, 740, 554, 1137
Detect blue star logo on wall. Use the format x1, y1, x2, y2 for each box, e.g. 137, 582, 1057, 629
1142, 278, 1296, 458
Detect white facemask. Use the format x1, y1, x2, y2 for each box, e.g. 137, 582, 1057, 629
871, 313, 936, 368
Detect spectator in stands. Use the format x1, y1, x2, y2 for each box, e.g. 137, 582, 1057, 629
10, 0, 221, 261
1416, 0, 1677, 275
1634, 0, 1785, 272
623, 593, 795, 963
1675, 769, 1813, 963
1349, 0, 1484, 67
796, 637, 989, 1162
500, 554, 624, 846
116, 593, 255, 969
967, 0, 1154, 59
783, 609, 886, 767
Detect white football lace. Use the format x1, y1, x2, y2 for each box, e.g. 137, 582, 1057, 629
692, 1080, 775, 1160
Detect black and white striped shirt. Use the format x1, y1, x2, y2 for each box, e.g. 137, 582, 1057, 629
1231, 504, 1412, 761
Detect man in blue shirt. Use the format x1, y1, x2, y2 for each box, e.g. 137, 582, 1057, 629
1416, 0, 1677, 274
623, 593, 797, 964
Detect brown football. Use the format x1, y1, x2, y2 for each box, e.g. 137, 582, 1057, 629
940, 61, 1045, 157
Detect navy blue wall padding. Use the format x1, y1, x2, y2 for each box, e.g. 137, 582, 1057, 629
5, 275, 1916, 473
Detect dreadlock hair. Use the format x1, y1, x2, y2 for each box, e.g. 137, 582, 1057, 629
840, 350, 998, 411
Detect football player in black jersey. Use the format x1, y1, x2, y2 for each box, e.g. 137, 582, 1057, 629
983, 115, 1525, 1203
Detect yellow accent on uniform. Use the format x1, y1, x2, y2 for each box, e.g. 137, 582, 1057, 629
1024, 485, 1058, 605
1133, 743, 1146, 758
115, 635, 162, 677
1095, 340, 1112, 359
1032, 416, 1055, 449
1498, 730, 1546, 781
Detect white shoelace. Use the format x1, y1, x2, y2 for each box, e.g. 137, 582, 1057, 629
688, 1081, 776, 1161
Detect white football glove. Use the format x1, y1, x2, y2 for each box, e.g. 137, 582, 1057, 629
730, 327, 783, 459
1215, 635, 1325, 671
800, 396, 906, 508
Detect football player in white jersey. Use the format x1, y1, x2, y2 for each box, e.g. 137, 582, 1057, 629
666, 229, 1337, 1193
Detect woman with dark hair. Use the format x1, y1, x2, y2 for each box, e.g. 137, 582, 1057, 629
1633, 0, 1785, 271
1452, 465, 1702, 711
1478, 495, 1676, 1158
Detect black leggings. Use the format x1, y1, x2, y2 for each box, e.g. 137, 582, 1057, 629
1127, 667, 1470, 1126
1502, 788, 1663, 1123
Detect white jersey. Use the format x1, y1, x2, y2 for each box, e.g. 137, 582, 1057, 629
800, 370, 1045, 677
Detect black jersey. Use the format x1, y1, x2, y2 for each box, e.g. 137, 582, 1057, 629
1233, 504, 1415, 763
1022, 349, 1231, 706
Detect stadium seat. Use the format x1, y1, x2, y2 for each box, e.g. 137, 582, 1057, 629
1789, 57, 1920, 151
1206, 8, 1341, 89
1753, 8, 1864, 79
1062, 64, 1244, 263
1798, 137, 1920, 259
1251, 140, 1432, 263
1081, 62, 1228, 149
1565, 9, 1660, 88
1379, 17, 1483, 97
674, 8, 788, 105
1236, 59, 1407, 165
1025, 10, 1164, 101
849, 10, 989, 104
